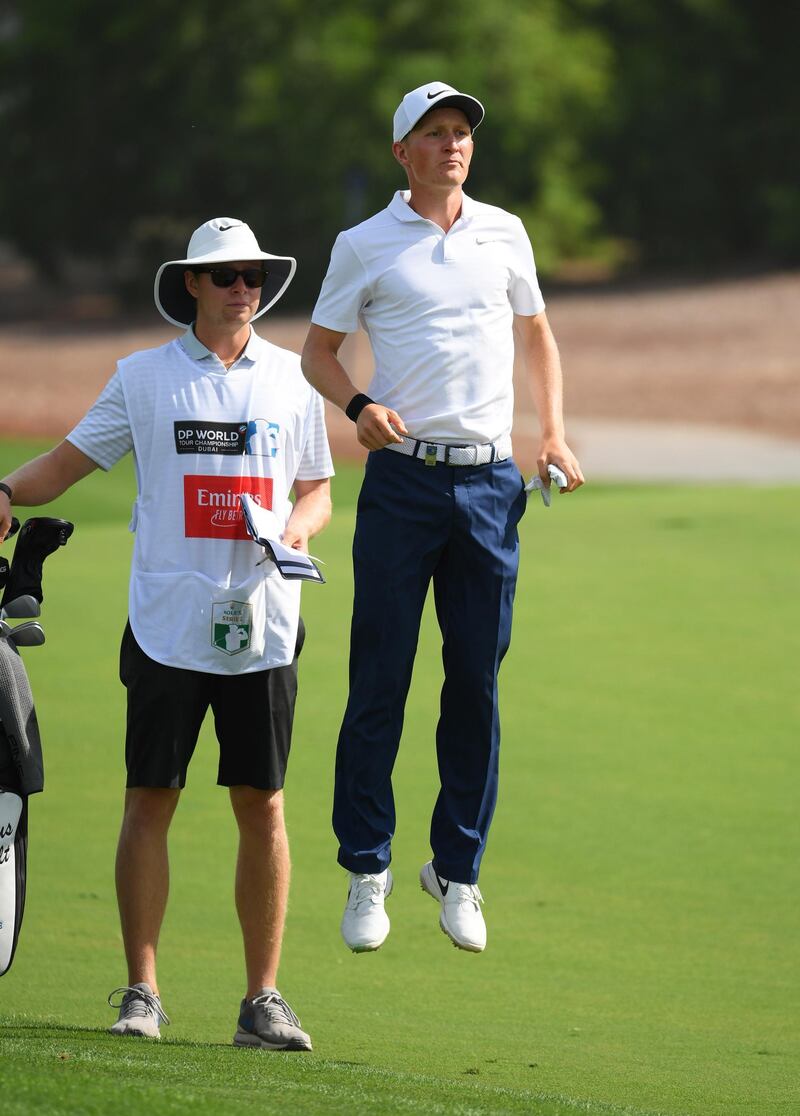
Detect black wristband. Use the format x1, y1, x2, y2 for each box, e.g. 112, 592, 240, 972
345, 393, 374, 423
0, 482, 12, 502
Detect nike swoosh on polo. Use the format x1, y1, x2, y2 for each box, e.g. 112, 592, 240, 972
475, 237, 500, 245
436, 875, 450, 896
427, 89, 450, 99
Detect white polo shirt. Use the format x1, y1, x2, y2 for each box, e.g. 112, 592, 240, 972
67, 327, 333, 674
311, 190, 545, 444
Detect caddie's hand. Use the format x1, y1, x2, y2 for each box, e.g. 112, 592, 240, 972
0, 494, 13, 542
537, 439, 585, 494
281, 526, 309, 553
356, 404, 408, 451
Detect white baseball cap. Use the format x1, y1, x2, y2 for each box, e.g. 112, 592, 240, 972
154, 217, 297, 328
392, 81, 485, 142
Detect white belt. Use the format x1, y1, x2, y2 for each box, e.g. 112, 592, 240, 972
384, 434, 512, 467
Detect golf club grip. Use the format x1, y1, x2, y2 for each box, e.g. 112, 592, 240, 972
0, 517, 74, 608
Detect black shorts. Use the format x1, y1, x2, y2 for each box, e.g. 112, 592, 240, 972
119, 619, 305, 791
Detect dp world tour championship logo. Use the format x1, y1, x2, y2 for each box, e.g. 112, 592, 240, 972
212, 600, 252, 656
173, 419, 281, 457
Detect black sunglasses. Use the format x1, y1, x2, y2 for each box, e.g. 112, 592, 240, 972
193, 266, 267, 289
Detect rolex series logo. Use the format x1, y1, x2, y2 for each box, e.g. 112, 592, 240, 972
212, 600, 252, 656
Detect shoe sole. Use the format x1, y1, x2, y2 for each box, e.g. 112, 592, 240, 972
419, 866, 486, 953
108, 1024, 161, 1039
233, 1030, 312, 1052
348, 940, 386, 953
436, 914, 484, 952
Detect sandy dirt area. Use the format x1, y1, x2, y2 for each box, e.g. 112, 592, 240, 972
1, 271, 798, 471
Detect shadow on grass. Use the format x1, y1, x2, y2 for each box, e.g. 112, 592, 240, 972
2, 1018, 224, 1047
1, 1018, 370, 1067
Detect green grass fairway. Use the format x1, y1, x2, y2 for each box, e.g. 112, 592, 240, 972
0, 438, 797, 1115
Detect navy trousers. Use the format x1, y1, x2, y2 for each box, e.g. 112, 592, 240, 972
333, 448, 527, 884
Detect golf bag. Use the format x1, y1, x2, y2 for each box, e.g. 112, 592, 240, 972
0, 516, 73, 976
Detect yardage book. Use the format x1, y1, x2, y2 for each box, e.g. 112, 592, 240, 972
239, 494, 325, 584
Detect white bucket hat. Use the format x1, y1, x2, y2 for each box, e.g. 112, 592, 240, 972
154, 217, 296, 328
392, 81, 485, 142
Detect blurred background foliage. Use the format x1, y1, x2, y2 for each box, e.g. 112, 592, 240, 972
0, 0, 796, 308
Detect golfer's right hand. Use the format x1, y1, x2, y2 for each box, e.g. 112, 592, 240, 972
356, 404, 408, 451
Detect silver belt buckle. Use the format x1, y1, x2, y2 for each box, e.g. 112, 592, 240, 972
424, 443, 438, 467
445, 444, 469, 466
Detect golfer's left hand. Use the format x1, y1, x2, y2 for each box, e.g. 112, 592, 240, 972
537, 439, 585, 493
356, 404, 408, 451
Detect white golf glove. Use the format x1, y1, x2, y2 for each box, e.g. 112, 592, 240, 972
525, 464, 568, 507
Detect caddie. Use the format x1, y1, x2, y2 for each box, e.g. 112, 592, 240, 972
0, 218, 333, 1049
302, 83, 583, 955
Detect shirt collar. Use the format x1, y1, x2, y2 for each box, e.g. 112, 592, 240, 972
388, 189, 476, 224
179, 324, 263, 367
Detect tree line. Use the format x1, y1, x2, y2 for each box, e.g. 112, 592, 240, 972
1, 0, 796, 307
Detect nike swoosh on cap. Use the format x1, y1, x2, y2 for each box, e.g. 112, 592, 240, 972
427, 89, 450, 99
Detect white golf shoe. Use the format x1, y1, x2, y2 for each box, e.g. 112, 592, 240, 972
341, 868, 393, 952
419, 861, 486, 952
108, 982, 170, 1038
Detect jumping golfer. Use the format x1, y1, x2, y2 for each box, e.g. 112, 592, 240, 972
302, 82, 583, 954
0, 218, 333, 1048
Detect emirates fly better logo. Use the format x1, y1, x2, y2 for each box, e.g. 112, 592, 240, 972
183, 475, 273, 539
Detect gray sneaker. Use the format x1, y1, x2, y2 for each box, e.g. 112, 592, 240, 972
234, 988, 312, 1051
108, 982, 170, 1038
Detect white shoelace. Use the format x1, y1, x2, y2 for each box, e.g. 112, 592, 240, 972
251, 991, 301, 1028
451, 882, 484, 910
107, 985, 171, 1026
348, 874, 386, 911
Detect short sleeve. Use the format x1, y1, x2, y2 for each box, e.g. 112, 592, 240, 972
66, 370, 134, 470
310, 233, 371, 334
295, 390, 335, 481
508, 218, 546, 316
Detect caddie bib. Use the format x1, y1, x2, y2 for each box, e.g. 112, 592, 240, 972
117, 338, 314, 673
